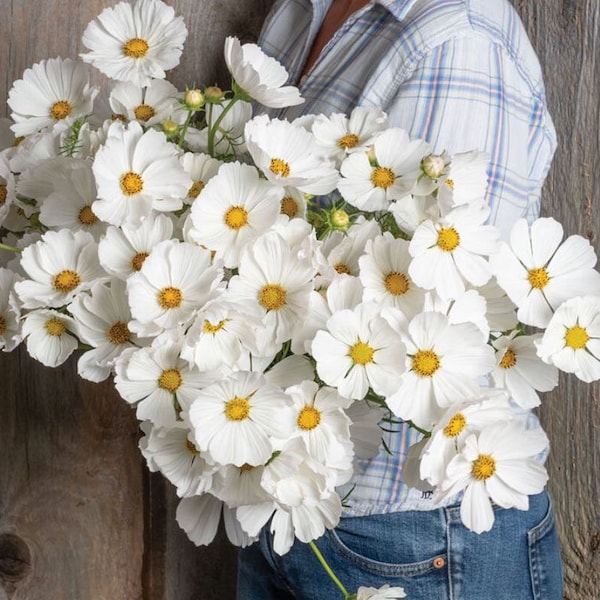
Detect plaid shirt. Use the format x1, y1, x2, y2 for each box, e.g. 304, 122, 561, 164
258, 0, 556, 514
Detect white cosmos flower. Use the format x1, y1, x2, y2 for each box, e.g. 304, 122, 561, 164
439, 421, 549, 533
536, 295, 600, 382
356, 584, 407, 600
188, 161, 282, 269
0, 268, 23, 352
180, 152, 223, 204
8, 57, 97, 137
311, 106, 388, 165
109, 78, 183, 126
114, 337, 217, 427
80, 0, 188, 87
0, 155, 17, 227
224, 36, 303, 108
140, 421, 216, 498
98, 212, 173, 280
389, 192, 438, 237
384, 310, 496, 429
245, 115, 339, 195
278, 186, 307, 221
359, 232, 425, 318
39, 159, 106, 240
68, 279, 138, 382
475, 277, 518, 333
15, 229, 106, 309
127, 239, 223, 335
490, 217, 600, 328
92, 120, 191, 227
338, 128, 430, 211
188, 371, 296, 467
409, 203, 500, 300
211, 462, 271, 507
226, 232, 315, 348
22, 309, 79, 367
491, 332, 558, 407
312, 302, 407, 401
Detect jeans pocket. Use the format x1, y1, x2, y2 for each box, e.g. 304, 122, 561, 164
527, 499, 564, 600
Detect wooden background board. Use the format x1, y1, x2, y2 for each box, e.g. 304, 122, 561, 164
0, 0, 598, 598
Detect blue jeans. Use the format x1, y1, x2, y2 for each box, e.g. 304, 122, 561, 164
237, 491, 563, 599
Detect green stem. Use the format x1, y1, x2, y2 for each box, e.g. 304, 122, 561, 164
178, 110, 195, 148
0, 243, 22, 253
207, 93, 241, 156
308, 540, 350, 599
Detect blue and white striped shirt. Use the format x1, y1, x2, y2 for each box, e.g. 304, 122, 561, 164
258, 0, 556, 514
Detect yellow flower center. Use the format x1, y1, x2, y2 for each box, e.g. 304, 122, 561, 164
123, 38, 150, 58
384, 272, 410, 296
78, 205, 98, 226
259, 284, 287, 311
471, 454, 496, 481
349, 341, 375, 366
224, 396, 250, 421
224, 206, 249, 230
134, 103, 156, 122
45, 317, 66, 337
297, 406, 321, 430
0, 315, 5, 336
564, 325, 589, 350
337, 133, 360, 149
188, 181, 205, 199
108, 321, 131, 345
239, 463, 254, 472
412, 350, 441, 377
436, 227, 460, 252
443, 413, 467, 438
269, 158, 291, 178
53, 269, 81, 293
527, 267, 550, 290
120, 171, 144, 196
445, 178, 455, 190
157, 286, 183, 309
158, 368, 182, 393
185, 439, 200, 456
131, 252, 149, 272
0, 184, 7, 205
499, 348, 517, 369
281, 196, 299, 218
203, 319, 227, 334
50, 100, 72, 120
370, 166, 396, 189
334, 263, 352, 275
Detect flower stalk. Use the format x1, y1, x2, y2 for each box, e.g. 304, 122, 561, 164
309, 540, 351, 599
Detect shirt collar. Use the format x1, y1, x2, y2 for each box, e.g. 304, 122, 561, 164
309, 0, 420, 22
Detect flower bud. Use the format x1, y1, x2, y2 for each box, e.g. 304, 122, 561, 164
422, 154, 447, 179
330, 208, 350, 230
204, 86, 224, 103
184, 88, 205, 110
162, 119, 179, 136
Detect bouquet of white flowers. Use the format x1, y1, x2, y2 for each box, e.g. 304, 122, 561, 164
1, 1, 599, 598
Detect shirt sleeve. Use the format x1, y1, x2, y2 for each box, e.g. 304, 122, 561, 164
382, 34, 557, 238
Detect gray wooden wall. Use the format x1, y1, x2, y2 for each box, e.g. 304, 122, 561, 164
0, 1, 598, 598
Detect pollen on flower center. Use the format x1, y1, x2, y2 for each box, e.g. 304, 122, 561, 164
53, 269, 81, 292
370, 166, 396, 189
297, 406, 321, 430
131, 252, 149, 272
0, 315, 5, 336
436, 227, 460, 252
185, 439, 200, 456
472, 454, 496, 481
527, 267, 550, 289
158, 286, 183, 309
50, 100, 72, 120
443, 413, 467, 438
564, 325, 589, 350
158, 368, 182, 392
349, 341, 375, 366
281, 196, 299, 218
384, 272, 410, 296
337, 133, 360, 149
203, 319, 227, 334
0, 184, 7, 205
134, 103, 156, 122
188, 181, 205, 199
224, 206, 249, 230
45, 317, 66, 337
123, 37, 150, 59
499, 348, 517, 369
78, 205, 98, 226
334, 263, 352, 275
239, 463, 254, 472
269, 158, 291, 178
108, 321, 131, 345
225, 396, 251, 421
120, 171, 144, 196
259, 284, 287, 311
445, 178, 455, 190
412, 349, 441, 377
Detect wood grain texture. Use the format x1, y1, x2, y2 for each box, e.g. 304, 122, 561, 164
512, 2, 600, 598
